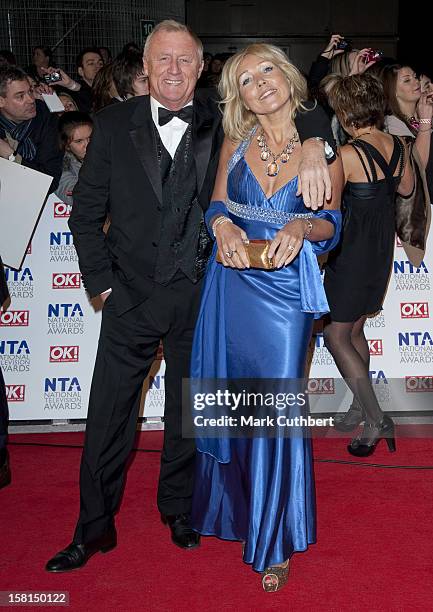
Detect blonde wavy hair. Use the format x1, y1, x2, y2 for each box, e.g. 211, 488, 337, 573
219, 43, 309, 143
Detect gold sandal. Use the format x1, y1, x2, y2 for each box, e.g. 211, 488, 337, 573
261, 560, 289, 592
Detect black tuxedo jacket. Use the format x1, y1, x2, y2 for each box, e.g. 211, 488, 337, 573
70, 91, 224, 314
69, 92, 334, 315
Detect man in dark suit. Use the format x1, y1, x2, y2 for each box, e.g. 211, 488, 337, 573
0, 256, 10, 489
46, 20, 336, 572
0, 65, 63, 191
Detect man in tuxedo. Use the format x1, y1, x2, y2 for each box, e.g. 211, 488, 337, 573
46, 20, 336, 572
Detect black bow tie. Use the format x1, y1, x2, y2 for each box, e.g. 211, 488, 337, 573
158, 105, 193, 126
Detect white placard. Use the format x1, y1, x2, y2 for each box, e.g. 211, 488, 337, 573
42, 92, 65, 113
0, 158, 53, 269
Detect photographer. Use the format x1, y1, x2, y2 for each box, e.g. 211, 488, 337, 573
308, 34, 379, 103
26, 45, 52, 83
308, 34, 348, 96
41, 48, 104, 113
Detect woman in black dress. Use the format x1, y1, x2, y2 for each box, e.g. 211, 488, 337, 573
323, 73, 414, 456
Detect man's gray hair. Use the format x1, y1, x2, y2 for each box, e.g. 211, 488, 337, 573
143, 19, 203, 62
0, 65, 29, 97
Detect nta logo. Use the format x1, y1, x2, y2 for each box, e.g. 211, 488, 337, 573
44, 377, 81, 392
50, 232, 74, 246
398, 332, 433, 347
0, 340, 30, 355
48, 303, 84, 317
394, 260, 429, 274
4, 268, 33, 282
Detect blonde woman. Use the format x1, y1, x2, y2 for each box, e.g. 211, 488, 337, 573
190, 44, 342, 591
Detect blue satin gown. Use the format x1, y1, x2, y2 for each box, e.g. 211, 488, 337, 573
190, 133, 341, 572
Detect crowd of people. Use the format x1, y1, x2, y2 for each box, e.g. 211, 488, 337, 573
0, 22, 431, 593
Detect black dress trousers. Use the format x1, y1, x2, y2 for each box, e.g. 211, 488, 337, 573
73, 273, 202, 544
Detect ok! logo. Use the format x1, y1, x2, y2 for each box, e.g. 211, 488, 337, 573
52, 273, 81, 289
49, 346, 79, 363
53, 201, 72, 218
400, 302, 429, 319
0, 310, 29, 327
6, 385, 25, 402
368, 339, 383, 356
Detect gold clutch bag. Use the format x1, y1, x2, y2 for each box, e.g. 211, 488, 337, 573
216, 240, 275, 270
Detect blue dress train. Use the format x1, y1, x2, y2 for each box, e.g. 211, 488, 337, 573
190, 133, 341, 572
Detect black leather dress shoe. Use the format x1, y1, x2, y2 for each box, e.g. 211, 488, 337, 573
163, 513, 200, 549
0, 450, 11, 489
45, 527, 117, 573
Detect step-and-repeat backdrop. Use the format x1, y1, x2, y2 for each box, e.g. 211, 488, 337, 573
1, 194, 432, 421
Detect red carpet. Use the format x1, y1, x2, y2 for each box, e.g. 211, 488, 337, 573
1, 430, 433, 611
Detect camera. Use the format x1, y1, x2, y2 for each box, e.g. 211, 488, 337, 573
364, 49, 383, 63
336, 39, 351, 51
43, 71, 62, 84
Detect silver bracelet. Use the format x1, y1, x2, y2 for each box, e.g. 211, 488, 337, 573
211, 215, 232, 237
303, 219, 313, 239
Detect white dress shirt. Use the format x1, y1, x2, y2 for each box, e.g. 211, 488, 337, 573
150, 96, 193, 158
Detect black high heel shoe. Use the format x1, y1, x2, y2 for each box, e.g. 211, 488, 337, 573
334, 403, 364, 432
347, 414, 396, 457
